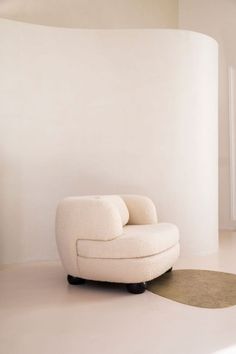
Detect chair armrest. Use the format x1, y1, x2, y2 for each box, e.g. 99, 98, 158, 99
55, 197, 123, 275
121, 195, 158, 225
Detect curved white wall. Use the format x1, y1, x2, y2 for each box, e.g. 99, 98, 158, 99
0, 19, 218, 263
0, 0, 178, 28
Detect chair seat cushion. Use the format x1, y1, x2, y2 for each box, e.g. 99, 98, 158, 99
77, 223, 179, 259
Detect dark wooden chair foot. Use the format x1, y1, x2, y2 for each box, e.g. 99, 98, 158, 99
67, 274, 86, 285
126, 282, 146, 294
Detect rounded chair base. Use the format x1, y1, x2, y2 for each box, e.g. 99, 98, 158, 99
67, 274, 86, 285
126, 282, 146, 294
76, 243, 180, 284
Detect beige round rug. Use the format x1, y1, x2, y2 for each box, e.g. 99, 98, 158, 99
147, 269, 236, 308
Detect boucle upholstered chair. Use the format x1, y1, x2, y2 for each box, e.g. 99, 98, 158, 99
56, 195, 180, 294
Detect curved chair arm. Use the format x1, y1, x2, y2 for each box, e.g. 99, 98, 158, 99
55, 197, 123, 275
121, 195, 158, 225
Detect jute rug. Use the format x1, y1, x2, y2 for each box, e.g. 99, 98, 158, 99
147, 269, 236, 308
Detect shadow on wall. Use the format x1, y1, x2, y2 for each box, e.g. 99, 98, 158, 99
0, 158, 23, 264
74, 173, 142, 196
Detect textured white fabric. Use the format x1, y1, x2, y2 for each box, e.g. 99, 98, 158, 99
56, 194, 180, 282
56, 197, 123, 240
121, 195, 158, 225
77, 223, 179, 259
102, 195, 129, 226
56, 196, 123, 275
77, 244, 180, 283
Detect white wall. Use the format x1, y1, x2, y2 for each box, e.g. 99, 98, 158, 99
0, 0, 178, 28
1, 0, 235, 232
0, 19, 218, 263
178, 0, 236, 230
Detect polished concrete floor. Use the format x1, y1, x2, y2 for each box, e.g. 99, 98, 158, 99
1, 231, 236, 354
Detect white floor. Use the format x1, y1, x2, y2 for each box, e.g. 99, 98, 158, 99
1, 231, 236, 354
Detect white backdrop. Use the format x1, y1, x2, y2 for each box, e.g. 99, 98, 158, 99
0, 19, 218, 264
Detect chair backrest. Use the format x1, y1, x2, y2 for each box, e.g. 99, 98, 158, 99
121, 195, 158, 225
97, 195, 129, 226
96, 194, 157, 226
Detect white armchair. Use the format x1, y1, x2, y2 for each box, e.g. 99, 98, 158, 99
56, 195, 180, 294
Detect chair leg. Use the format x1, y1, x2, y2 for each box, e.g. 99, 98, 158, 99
126, 282, 146, 294
67, 274, 86, 285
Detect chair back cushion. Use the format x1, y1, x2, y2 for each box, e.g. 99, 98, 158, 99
102, 195, 129, 226
121, 195, 157, 225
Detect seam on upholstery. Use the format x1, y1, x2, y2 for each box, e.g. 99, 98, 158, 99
76, 235, 120, 243
76, 236, 122, 256
76, 242, 179, 260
